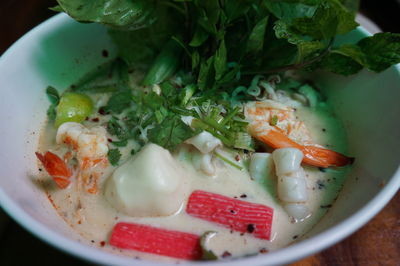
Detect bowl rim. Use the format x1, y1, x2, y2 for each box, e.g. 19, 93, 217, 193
0, 13, 399, 266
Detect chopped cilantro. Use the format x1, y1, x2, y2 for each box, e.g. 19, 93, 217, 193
108, 148, 121, 166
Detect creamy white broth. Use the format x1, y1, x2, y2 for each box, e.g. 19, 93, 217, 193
38, 96, 348, 261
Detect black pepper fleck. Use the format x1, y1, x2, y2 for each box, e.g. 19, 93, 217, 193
222, 251, 232, 258
38, 168, 42, 172
318, 167, 327, 172
247, 224, 255, 233
259, 248, 268, 254
98, 107, 108, 115
316, 180, 325, 189
230, 209, 236, 214
292, 235, 298, 239
240, 194, 247, 198
102, 49, 109, 58
322, 128, 326, 132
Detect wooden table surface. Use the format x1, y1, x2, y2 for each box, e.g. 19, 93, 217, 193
1, 1, 399, 265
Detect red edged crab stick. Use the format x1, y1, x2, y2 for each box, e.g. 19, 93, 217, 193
110, 222, 202, 260
186, 190, 273, 240
35, 151, 72, 189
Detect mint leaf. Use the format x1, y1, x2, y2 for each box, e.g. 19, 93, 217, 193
274, 20, 325, 63
264, 1, 319, 22
108, 148, 121, 166
318, 33, 400, 75
290, 1, 358, 39
358, 32, 400, 72
318, 51, 363, 75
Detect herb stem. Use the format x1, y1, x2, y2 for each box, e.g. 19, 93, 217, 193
214, 152, 243, 170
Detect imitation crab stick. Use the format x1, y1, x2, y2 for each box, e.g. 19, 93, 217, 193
186, 190, 273, 240
35, 151, 72, 189
257, 130, 353, 168
110, 222, 202, 260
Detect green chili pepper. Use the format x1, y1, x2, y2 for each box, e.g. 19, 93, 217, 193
142, 39, 182, 86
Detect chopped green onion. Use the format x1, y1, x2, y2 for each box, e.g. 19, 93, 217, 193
234, 132, 255, 151
214, 151, 243, 170
270, 115, 278, 126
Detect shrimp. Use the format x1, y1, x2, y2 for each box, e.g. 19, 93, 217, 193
35, 151, 72, 189
272, 148, 310, 221
56, 122, 109, 193
245, 100, 353, 168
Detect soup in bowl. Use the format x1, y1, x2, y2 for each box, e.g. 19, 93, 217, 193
0, 13, 399, 265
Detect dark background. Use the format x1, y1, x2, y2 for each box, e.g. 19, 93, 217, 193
0, 1, 399, 265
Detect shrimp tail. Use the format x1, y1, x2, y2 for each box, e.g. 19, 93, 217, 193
256, 130, 354, 168
302, 145, 354, 168
35, 151, 72, 189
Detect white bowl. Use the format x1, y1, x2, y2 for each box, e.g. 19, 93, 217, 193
0, 13, 399, 266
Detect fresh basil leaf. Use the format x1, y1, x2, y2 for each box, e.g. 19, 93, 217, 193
214, 39, 227, 81
189, 25, 209, 47
142, 39, 182, 86
56, 0, 156, 30
192, 50, 200, 71
246, 15, 269, 54
198, 56, 215, 90
108, 148, 121, 166
195, 1, 221, 35
224, 0, 252, 21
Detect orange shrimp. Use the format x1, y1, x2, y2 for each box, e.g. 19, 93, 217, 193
257, 130, 354, 168
35, 151, 72, 189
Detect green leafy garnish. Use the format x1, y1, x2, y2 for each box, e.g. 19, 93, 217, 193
54, 0, 399, 83
200, 231, 218, 261
50, 0, 400, 155
148, 114, 195, 150
108, 148, 121, 166
45, 86, 60, 121
105, 90, 132, 114
270, 115, 278, 126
